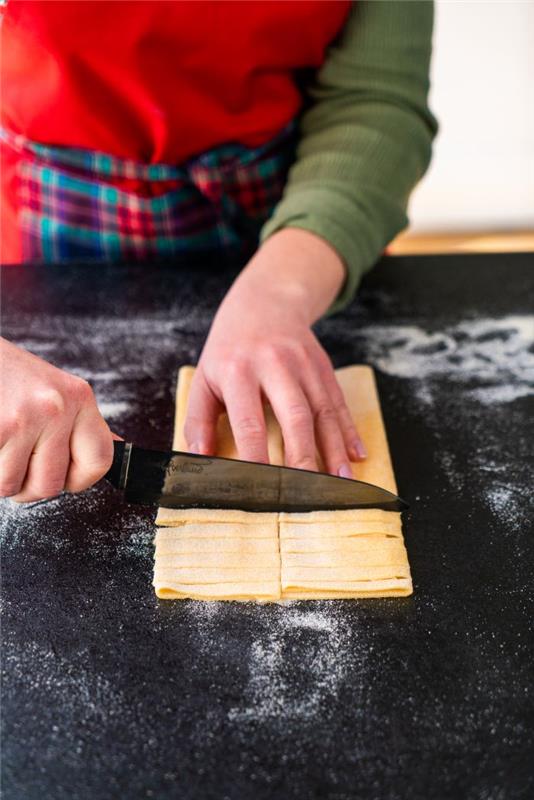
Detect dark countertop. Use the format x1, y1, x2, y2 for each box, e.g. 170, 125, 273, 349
1, 253, 533, 800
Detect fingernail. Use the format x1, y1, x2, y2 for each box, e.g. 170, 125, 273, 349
352, 439, 367, 460
338, 463, 353, 480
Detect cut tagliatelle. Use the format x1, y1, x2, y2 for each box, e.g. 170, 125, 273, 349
153, 365, 412, 601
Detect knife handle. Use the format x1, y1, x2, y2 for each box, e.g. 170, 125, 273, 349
104, 440, 132, 490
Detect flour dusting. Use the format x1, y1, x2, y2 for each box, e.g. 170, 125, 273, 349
0, 487, 155, 565
3, 303, 532, 745
484, 484, 526, 534
96, 399, 132, 418
228, 604, 368, 724
0, 495, 69, 552
468, 384, 532, 406
362, 314, 533, 402
116, 517, 155, 559
343, 314, 534, 518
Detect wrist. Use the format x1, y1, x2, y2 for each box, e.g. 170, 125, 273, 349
241, 228, 347, 324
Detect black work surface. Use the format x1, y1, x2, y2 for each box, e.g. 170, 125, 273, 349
1, 253, 533, 800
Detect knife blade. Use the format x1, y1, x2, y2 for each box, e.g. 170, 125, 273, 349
104, 441, 408, 513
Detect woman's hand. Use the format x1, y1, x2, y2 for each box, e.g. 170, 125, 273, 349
184, 228, 367, 475
0, 338, 114, 502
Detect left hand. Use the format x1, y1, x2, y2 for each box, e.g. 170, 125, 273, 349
183, 228, 367, 476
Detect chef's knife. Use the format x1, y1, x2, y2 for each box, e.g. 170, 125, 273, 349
104, 441, 408, 512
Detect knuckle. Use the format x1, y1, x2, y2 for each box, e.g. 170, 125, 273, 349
329, 388, 346, 409
33, 387, 66, 418
8, 494, 35, 505
336, 404, 353, 424
290, 339, 308, 362
0, 479, 24, 498
0, 412, 26, 444
225, 358, 248, 380
37, 482, 65, 500
258, 342, 285, 368
236, 416, 265, 439
286, 403, 312, 428
314, 403, 336, 425
28, 469, 68, 501
76, 438, 114, 485
287, 454, 316, 471
69, 377, 94, 405
88, 448, 114, 478
317, 348, 333, 372
67, 462, 109, 493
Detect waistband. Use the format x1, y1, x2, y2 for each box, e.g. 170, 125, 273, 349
0, 121, 298, 181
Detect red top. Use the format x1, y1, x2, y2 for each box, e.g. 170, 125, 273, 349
1, 0, 351, 164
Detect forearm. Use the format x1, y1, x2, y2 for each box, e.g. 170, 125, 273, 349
260, 0, 438, 315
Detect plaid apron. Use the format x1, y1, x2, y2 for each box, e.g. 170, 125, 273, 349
0, 122, 297, 263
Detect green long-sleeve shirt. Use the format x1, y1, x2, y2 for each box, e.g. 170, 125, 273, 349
260, 0, 438, 314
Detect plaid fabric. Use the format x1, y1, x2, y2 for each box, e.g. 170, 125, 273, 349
1, 123, 297, 262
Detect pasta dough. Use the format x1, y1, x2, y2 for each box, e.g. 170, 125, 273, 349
154, 508, 281, 600
153, 365, 412, 600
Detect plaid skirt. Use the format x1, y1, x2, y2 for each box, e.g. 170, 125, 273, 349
0, 122, 297, 264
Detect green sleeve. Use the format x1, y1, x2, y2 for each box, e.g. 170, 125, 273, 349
259, 0, 438, 315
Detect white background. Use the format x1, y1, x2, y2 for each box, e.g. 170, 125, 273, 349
409, 0, 534, 232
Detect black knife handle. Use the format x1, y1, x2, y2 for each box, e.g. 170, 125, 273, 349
104, 440, 131, 489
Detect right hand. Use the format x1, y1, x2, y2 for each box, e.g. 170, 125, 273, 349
0, 338, 115, 503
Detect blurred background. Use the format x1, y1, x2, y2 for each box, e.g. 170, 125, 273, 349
393, 0, 533, 253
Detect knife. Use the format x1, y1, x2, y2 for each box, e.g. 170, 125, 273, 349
104, 441, 408, 513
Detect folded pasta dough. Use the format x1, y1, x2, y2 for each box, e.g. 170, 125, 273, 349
153, 365, 412, 600
154, 507, 281, 601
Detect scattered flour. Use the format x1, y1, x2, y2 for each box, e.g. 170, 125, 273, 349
116, 514, 155, 559
96, 399, 132, 418
484, 484, 526, 535
0, 495, 69, 552
228, 604, 368, 724
485, 486, 515, 516
350, 314, 533, 510
14, 339, 57, 354
1, 634, 137, 747
468, 384, 533, 406
0, 488, 155, 564
73, 369, 122, 382
362, 314, 534, 402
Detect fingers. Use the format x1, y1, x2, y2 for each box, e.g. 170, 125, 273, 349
300, 369, 353, 477
315, 348, 367, 462
186, 337, 366, 476
262, 366, 318, 471
0, 387, 70, 501
65, 404, 114, 493
220, 368, 269, 463
0, 435, 35, 499
10, 427, 71, 503
183, 370, 222, 456
0, 338, 119, 503
4, 411, 120, 502
186, 364, 269, 464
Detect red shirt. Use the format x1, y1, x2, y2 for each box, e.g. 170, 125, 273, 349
1, 0, 351, 164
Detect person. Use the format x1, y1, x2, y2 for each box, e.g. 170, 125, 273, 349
0, 0, 437, 503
